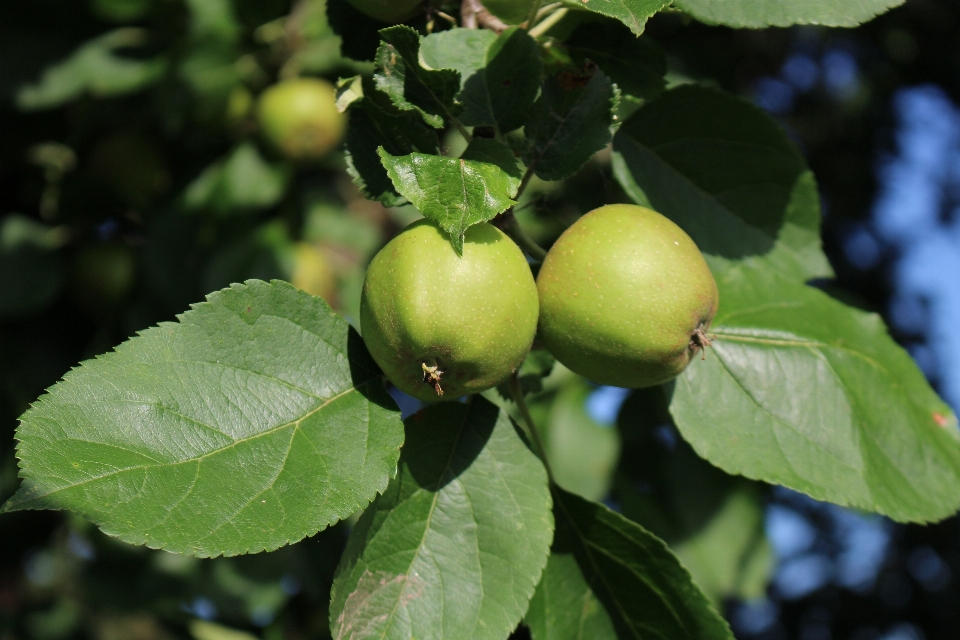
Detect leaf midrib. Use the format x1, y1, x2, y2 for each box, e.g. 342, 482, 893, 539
554, 490, 684, 640
378, 402, 475, 639
12, 381, 371, 504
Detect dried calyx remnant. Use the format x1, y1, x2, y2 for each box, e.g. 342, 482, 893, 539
421, 361, 444, 396
690, 324, 714, 360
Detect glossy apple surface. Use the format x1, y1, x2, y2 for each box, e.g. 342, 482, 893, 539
361, 220, 538, 401
537, 204, 719, 388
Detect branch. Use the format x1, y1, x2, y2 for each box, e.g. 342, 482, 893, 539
510, 373, 554, 480
501, 214, 548, 262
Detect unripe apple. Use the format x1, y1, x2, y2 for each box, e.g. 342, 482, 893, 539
291, 242, 337, 304
346, 0, 422, 23
360, 220, 539, 401
256, 78, 346, 161
537, 204, 719, 388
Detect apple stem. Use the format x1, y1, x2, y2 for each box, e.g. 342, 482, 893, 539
510, 372, 554, 480
499, 213, 548, 262
524, 0, 546, 30
421, 362, 444, 396
528, 7, 567, 38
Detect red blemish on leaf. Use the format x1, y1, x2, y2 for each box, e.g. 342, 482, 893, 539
933, 412, 950, 427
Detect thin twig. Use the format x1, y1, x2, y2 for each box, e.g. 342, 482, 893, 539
528, 7, 567, 38
461, 0, 478, 28
510, 373, 554, 480
524, 0, 545, 29
462, 0, 510, 32
502, 213, 548, 262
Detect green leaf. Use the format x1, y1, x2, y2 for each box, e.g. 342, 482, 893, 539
184, 0, 240, 43
420, 28, 498, 91
526, 486, 733, 640
671, 487, 772, 603
544, 381, 621, 502
612, 84, 832, 281
566, 20, 667, 100
182, 143, 290, 215
16, 28, 166, 110
524, 68, 616, 181
0, 215, 65, 319
374, 25, 462, 129
568, 0, 671, 36
337, 75, 440, 206
460, 137, 524, 184
615, 389, 773, 604
671, 265, 960, 523
2, 280, 404, 557
457, 27, 543, 133
330, 398, 553, 640
378, 144, 519, 254
673, 0, 903, 28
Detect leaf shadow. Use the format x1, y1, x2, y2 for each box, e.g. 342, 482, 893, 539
347, 326, 399, 416
403, 398, 497, 493
613, 383, 734, 545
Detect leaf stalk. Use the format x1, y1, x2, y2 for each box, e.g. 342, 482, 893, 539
510, 372, 554, 480
501, 213, 548, 262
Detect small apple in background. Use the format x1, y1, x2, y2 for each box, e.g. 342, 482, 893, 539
256, 78, 346, 161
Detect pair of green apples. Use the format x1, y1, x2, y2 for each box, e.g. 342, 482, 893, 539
360, 204, 720, 401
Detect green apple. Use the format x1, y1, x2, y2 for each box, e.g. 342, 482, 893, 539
256, 78, 346, 161
290, 242, 337, 304
537, 204, 719, 388
346, 0, 422, 23
360, 219, 539, 401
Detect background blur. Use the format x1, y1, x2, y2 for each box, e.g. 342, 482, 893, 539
1, 1, 959, 639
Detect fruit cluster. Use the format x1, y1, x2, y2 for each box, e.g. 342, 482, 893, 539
360, 204, 719, 399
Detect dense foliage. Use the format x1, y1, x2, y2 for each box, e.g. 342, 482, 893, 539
3, 0, 959, 638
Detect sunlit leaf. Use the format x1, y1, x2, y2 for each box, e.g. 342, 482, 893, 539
374, 25, 461, 128
674, 0, 904, 28
330, 398, 553, 640
612, 84, 832, 281
379, 142, 519, 254
526, 486, 733, 640
672, 265, 960, 523
571, 0, 671, 35
3, 280, 404, 557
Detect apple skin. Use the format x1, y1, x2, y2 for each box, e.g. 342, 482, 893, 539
360, 219, 539, 401
536, 204, 719, 388
291, 242, 337, 304
256, 78, 346, 161
346, 0, 422, 23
